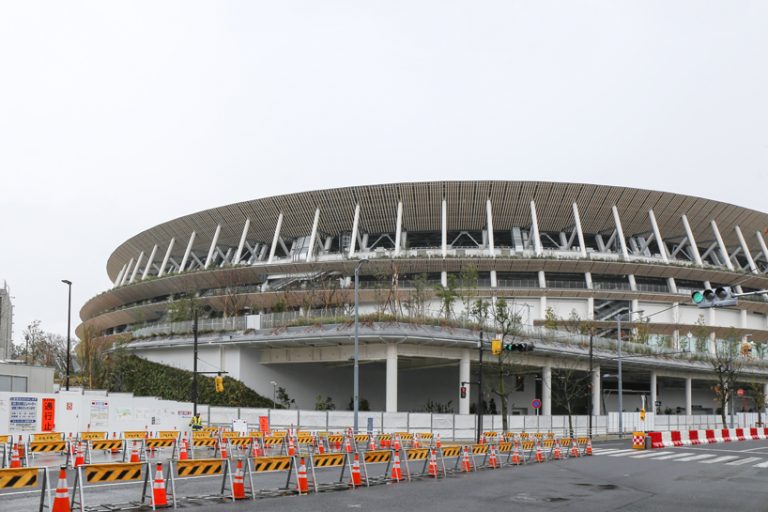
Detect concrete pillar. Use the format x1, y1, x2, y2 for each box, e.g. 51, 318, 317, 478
650, 371, 657, 414
459, 350, 470, 414
386, 343, 398, 412
542, 364, 552, 416
685, 377, 693, 416
592, 365, 601, 416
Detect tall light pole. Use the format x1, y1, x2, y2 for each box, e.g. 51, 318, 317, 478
269, 381, 277, 409
353, 258, 369, 434
616, 308, 643, 437
61, 280, 72, 391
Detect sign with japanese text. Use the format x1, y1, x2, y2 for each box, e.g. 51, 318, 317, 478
41, 398, 56, 431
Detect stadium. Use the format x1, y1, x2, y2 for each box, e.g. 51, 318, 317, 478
78, 181, 768, 417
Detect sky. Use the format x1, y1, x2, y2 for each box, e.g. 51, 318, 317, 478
0, 1, 767, 344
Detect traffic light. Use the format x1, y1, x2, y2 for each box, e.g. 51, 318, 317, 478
503, 341, 534, 352
491, 338, 502, 356
460, 386, 467, 399
691, 286, 738, 308
214, 375, 224, 393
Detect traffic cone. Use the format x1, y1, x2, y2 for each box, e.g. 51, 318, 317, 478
391, 451, 402, 482
10, 441, 21, 468
179, 438, 188, 460
553, 439, 562, 461
393, 435, 401, 452
74, 442, 85, 468
488, 445, 498, 469
297, 457, 309, 494
252, 441, 262, 458
350, 453, 362, 487
152, 462, 169, 507
413, 434, 420, 449
586, 439, 593, 456
511, 443, 521, 465
368, 436, 376, 451
436, 434, 442, 449
335, 437, 342, 452
288, 436, 295, 457
111, 432, 120, 454
461, 446, 472, 472
535, 440, 544, 463
480, 434, 486, 445
428, 449, 439, 478
52, 466, 71, 512
232, 459, 246, 500
130, 441, 140, 463
343, 436, 352, 454
221, 442, 228, 459
17, 435, 25, 459
570, 439, 580, 458
317, 437, 325, 454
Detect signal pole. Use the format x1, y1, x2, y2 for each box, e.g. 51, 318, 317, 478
477, 331, 483, 444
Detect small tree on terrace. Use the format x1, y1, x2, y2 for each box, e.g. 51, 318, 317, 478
711, 331, 742, 427
549, 361, 589, 438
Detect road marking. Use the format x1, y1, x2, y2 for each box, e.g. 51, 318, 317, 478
675, 454, 717, 462
751, 460, 768, 468
607, 450, 648, 457
630, 451, 673, 459
725, 457, 763, 466
652, 453, 697, 461
698, 456, 740, 464
594, 449, 636, 456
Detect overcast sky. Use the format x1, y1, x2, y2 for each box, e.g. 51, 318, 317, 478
1, 1, 767, 343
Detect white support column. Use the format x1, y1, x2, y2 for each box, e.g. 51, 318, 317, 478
307, 208, 321, 262
592, 365, 601, 416
681, 215, 704, 266
204, 224, 221, 269
129, 252, 144, 284
572, 203, 587, 258
394, 201, 403, 257
158, 238, 175, 277
711, 220, 734, 271
585, 272, 593, 289
120, 258, 134, 285
685, 377, 692, 416
530, 201, 542, 256
349, 204, 360, 259
735, 226, 758, 273
179, 232, 196, 273
586, 297, 594, 320
267, 213, 284, 264
542, 364, 552, 416
648, 210, 669, 262
756, 231, 768, 269
487, 198, 497, 287
142, 244, 158, 280
114, 263, 127, 287
441, 198, 448, 287
233, 218, 250, 265
650, 371, 657, 414
386, 343, 398, 412
611, 205, 630, 259
459, 350, 470, 415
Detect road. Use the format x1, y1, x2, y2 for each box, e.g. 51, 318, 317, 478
4, 440, 768, 511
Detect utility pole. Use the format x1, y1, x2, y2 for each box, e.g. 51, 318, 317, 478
192, 307, 199, 417
588, 328, 593, 438
477, 331, 483, 443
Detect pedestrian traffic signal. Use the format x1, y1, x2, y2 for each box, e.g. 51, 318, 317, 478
460, 386, 467, 399
491, 338, 502, 356
691, 286, 738, 308
214, 375, 224, 393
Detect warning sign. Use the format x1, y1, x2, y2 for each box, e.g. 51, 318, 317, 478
41, 398, 55, 431
10, 396, 38, 432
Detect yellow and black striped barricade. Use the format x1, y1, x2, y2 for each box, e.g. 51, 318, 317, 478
483, 432, 499, 444
376, 433, 392, 448
353, 434, 369, 451
192, 430, 212, 439
467, 444, 488, 470
168, 458, 234, 505
123, 431, 148, 440
25, 440, 69, 465
308, 452, 352, 492
71, 462, 148, 512
87, 439, 125, 464
220, 431, 239, 440
226, 436, 252, 455
521, 439, 536, 463
326, 434, 344, 451
79, 432, 107, 442
248, 455, 298, 497
156, 431, 179, 440
262, 435, 286, 455
0, 466, 51, 511
561, 438, 575, 458
192, 436, 219, 456
496, 442, 513, 466
297, 434, 314, 448
122, 439, 147, 463
418, 432, 433, 446
577, 436, 590, 455
145, 438, 177, 459
438, 445, 462, 474
541, 439, 555, 461
361, 449, 393, 485
248, 431, 263, 439
31, 432, 64, 443
402, 448, 432, 481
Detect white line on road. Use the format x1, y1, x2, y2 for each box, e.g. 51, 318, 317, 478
675, 454, 718, 462
652, 453, 697, 461
725, 457, 763, 466
698, 456, 740, 464
629, 451, 673, 459
607, 450, 649, 457
594, 449, 636, 456
751, 460, 768, 468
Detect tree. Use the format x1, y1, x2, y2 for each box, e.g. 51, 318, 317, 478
276, 386, 295, 408
75, 325, 113, 389
549, 362, 589, 437
403, 273, 428, 318
487, 297, 524, 432
747, 382, 767, 426
457, 264, 479, 320
314, 395, 336, 411
711, 332, 742, 427
434, 274, 458, 319
21, 321, 69, 379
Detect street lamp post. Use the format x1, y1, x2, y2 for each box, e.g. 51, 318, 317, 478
270, 381, 277, 409
617, 308, 643, 438
192, 307, 199, 417
61, 280, 72, 391
353, 258, 369, 434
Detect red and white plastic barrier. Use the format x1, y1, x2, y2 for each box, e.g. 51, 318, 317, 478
647, 426, 768, 449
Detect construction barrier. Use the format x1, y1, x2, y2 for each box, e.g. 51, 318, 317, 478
0, 466, 51, 512
309, 453, 352, 492
362, 450, 393, 484
31, 433, 64, 442
79, 432, 107, 441
156, 431, 180, 440
247, 456, 297, 497
123, 431, 149, 440
71, 462, 147, 512
647, 428, 768, 449
167, 458, 235, 503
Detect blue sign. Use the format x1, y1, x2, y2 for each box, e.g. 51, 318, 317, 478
531, 399, 542, 410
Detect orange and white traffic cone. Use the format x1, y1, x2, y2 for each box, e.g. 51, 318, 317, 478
152, 462, 169, 507
570, 439, 580, 458
488, 445, 498, 469
221, 442, 229, 460
252, 441, 262, 458
391, 451, 402, 482
17, 436, 25, 459
297, 457, 309, 494
436, 434, 442, 449
335, 437, 342, 452
585, 439, 593, 456
350, 453, 362, 487
52, 466, 71, 512
480, 434, 486, 445
130, 441, 140, 463
511, 443, 521, 465
553, 439, 562, 461
111, 432, 120, 455
74, 442, 85, 468
10, 441, 22, 468
393, 435, 401, 452
368, 436, 376, 451
461, 446, 472, 472
288, 436, 295, 457
428, 449, 439, 478
179, 438, 188, 460
413, 434, 420, 449
317, 437, 325, 455
535, 440, 544, 463
232, 459, 246, 500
